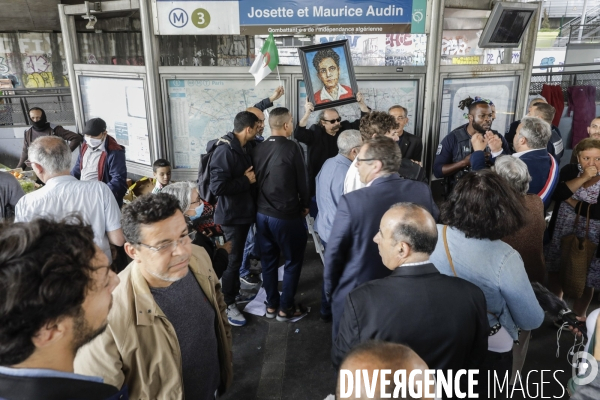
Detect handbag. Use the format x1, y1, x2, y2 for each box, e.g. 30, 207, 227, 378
443, 225, 502, 336
560, 201, 596, 298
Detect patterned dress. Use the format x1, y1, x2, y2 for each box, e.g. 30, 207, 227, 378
545, 177, 600, 289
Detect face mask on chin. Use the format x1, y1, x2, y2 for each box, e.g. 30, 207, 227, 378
189, 203, 205, 221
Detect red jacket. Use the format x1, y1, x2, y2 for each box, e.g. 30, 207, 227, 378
315, 85, 354, 104
71, 135, 127, 207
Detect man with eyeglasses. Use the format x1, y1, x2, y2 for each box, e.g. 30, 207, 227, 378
75, 193, 232, 400
324, 136, 439, 338
296, 96, 370, 201
388, 105, 423, 163
15, 136, 124, 265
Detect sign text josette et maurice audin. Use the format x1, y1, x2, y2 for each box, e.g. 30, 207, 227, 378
239, 0, 413, 26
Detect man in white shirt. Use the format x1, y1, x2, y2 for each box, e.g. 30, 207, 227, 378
15, 136, 124, 263
343, 111, 399, 194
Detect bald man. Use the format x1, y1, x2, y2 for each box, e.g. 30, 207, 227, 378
330, 341, 432, 400
248, 86, 285, 145
332, 203, 488, 373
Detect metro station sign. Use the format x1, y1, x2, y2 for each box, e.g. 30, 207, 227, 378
152, 0, 241, 35
239, 0, 425, 35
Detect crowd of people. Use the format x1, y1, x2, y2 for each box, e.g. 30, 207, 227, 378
1, 85, 600, 400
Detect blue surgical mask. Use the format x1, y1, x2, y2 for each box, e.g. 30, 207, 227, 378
189, 203, 205, 221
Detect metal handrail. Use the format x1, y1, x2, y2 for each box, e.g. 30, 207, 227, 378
0, 93, 72, 99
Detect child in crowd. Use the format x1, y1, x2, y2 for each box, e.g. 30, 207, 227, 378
152, 159, 172, 193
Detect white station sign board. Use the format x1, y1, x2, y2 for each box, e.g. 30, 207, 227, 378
152, 0, 240, 35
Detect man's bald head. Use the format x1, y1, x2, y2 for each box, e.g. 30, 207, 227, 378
337, 341, 430, 400
28, 136, 71, 175
246, 107, 265, 135
387, 203, 438, 254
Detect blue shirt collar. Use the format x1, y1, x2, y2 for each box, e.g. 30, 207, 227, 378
0, 366, 103, 383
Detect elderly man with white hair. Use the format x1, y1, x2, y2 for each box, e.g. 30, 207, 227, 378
15, 136, 124, 264
472, 116, 559, 208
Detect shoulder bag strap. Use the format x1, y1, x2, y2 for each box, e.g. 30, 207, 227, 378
443, 225, 499, 320
442, 225, 458, 277
573, 201, 583, 230
585, 202, 592, 239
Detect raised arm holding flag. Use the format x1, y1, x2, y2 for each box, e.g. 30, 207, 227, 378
250, 33, 280, 86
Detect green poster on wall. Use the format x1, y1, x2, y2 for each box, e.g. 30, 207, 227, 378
411, 0, 426, 34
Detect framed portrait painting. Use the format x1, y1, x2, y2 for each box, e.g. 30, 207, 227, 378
298, 40, 358, 111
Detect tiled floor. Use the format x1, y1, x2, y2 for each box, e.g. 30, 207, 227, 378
222, 238, 599, 400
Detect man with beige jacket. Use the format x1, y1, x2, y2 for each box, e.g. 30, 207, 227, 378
75, 193, 232, 399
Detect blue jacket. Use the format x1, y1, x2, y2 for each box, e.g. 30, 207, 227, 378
71, 135, 127, 208
209, 132, 255, 225
430, 225, 545, 340
324, 174, 440, 337
472, 148, 559, 209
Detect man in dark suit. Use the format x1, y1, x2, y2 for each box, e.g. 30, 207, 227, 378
332, 203, 489, 374
474, 116, 558, 209
324, 136, 439, 337
388, 105, 422, 162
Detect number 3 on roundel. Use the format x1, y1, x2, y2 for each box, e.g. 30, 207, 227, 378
192, 8, 211, 29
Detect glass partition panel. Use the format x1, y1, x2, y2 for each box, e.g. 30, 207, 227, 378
79, 75, 151, 165
439, 75, 520, 142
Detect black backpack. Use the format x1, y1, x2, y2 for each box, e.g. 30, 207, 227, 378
197, 136, 231, 205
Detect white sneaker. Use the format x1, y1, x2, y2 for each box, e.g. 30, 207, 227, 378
226, 304, 247, 327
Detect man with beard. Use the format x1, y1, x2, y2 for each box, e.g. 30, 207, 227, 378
75, 193, 232, 400
0, 217, 125, 400
16, 107, 82, 170
433, 97, 509, 189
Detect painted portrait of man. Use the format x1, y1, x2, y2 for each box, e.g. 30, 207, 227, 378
311, 48, 354, 105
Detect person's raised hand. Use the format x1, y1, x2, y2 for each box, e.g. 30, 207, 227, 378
244, 166, 256, 184
356, 92, 364, 104
471, 133, 487, 152
584, 166, 598, 180
217, 240, 232, 254
304, 100, 314, 115
270, 86, 284, 102
486, 131, 503, 153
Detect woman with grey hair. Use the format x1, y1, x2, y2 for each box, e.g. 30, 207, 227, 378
161, 181, 231, 278
493, 155, 546, 385
494, 156, 545, 282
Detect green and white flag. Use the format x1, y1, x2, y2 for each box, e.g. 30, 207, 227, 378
249, 33, 279, 86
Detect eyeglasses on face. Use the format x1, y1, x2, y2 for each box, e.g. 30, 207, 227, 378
322, 117, 342, 124
24, 160, 37, 167
356, 156, 378, 164
137, 230, 196, 254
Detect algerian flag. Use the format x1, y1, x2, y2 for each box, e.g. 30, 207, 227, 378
249, 33, 279, 86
